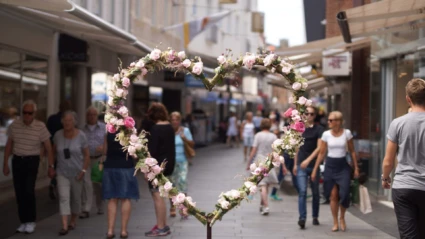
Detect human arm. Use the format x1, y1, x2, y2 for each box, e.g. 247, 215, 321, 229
2, 138, 13, 176
311, 140, 327, 182
347, 138, 359, 178
239, 121, 245, 140
77, 147, 90, 181
181, 127, 195, 148
246, 147, 257, 170
293, 149, 299, 176
381, 139, 397, 189
300, 139, 322, 169
43, 139, 56, 179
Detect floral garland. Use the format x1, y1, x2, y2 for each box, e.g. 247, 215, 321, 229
104, 47, 312, 226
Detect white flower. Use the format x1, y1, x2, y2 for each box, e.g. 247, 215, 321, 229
289, 138, 298, 146
281, 62, 293, 74
107, 98, 114, 106
288, 96, 295, 104
145, 157, 158, 167
186, 196, 196, 207
292, 115, 301, 122
225, 190, 241, 200
116, 119, 124, 126
272, 139, 283, 150
217, 55, 226, 65
117, 106, 129, 117
263, 54, 275, 66
134, 143, 143, 150
135, 60, 145, 69
244, 181, 254, 189
141, 68, 148, 76
152, 178, 158, 187
249, 163, 257, 172
249, 185, 257, 195
302, 82, 308, 90
178, 51, 186, 59
192, 62, 203, 75
218, 198, 230, 209
173, 193, 186, 205
127, 145, 136, 155
140, 164, 149, 173
252, 167, 262, 175
182, 59, 192, 68
130, 62, 135, 67
291, 109, 299, 117
292, 82, 302, 91
305, 99, 313, 106
147, 172, 156, 181
163, 182, 173, 191
113, 73, 120, 81
159, 186, 168, 197
115, 88, 124, 98
130, 134, 139, 143
279, 156, 285, 164
149, 48, 161, 61
243, 54, 256, 70
297, 96, 307, 105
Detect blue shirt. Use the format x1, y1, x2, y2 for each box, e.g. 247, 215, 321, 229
82, 122, 106, 157
175, 127, 193, 163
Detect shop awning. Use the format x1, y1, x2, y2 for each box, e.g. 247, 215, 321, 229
0, 0, 152, 55
337, 0, 425, 43
274, 36, 370, 67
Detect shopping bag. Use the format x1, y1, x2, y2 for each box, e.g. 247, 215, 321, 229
359, 185, 372, 214
91, 162, 103, 183
183, 140, 196, 158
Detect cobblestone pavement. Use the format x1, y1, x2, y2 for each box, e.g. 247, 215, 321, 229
7, 144, 396, 239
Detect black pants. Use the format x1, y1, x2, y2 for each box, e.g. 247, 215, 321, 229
12, 155, 40, 223
392, 188, 425, 239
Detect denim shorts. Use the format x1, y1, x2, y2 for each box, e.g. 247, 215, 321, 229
243, 135, 254, 147
102, 168, 139, 200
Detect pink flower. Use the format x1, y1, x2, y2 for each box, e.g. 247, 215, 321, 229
292, 82, 302, 91
192, 62, 203, 75
302, 82, 308, 90
106, 123, 116, 133
115, 88, 124, 97
124, 117, 135, 129
292, 115, 301, 122
152, 178, 158, 187
135, 60, 144, 69
249, 163, 257, 171
288, 96, 295, 104
178, 51, 186, 59
130, 62, 135, 67
249, 185, 257, 195
167, 50, 175, 62
134, 143, 143, 150
283, 108, 293, 118
127, 145, 136, 155
297, 96, 307, 105
172, 193, 186, 205
217, 55, 226, 65
116, 119, 124, 126
182, 59, 191, 68
118, 106, 129, 117
243, 54, 256, 70
291, 109, 299, 117
263, 54, 275, 66
151, 165, 163, 175
280, 61, 293, 74
291, 122, 306, 133
113, 73, 120, 81
186, 196, 196, 207
147, 172, 156, 181
305, 99, 313, 106
149, 48, 161, 61
163, 182, 173, 191
122, 77, 130, 87
271, 152, 280, 161
130, 134, 139, 143
252, 167, 262, 175
145, 158, 158, 167
272, 139, 283, 151
140, 164, 149, 173
141, 68, 148, 76
218, 198, 230, 209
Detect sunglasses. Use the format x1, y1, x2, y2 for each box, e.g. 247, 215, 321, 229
328, 119, 340, 123
304, 112, 315, 116
23, 111, 34, 115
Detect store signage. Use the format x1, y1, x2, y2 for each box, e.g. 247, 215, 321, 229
322, 51, 351, 76
58, 34, 88, 62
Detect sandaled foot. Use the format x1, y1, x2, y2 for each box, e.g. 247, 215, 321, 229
68, 224, 76, 230
106, 233, 115, 239
331, 225, 339, 232
340, 218, 346, 231
120, 232, 128, 238
59, 228, 68, 236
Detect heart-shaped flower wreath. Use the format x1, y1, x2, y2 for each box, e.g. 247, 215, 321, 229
105, 48, 311, 227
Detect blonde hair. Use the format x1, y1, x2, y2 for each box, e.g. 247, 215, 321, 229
406, 78, 425, 106
329, 111, 343, 122
170, 111, 181, 121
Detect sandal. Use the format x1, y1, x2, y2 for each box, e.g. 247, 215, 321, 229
68, 224, 76, 230
59, 228, 68, 236
340, 218, 346, 231
120, 232, 128, 238
106, 233, 115, 239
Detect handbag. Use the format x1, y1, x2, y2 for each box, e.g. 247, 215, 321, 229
91, 162, 103, 183
359, 185, 373, 214
180, 127, 196, 158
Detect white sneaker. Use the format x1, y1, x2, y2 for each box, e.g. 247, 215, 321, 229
261, 207, 270, 215
16, 224, 26, 233
24, 222, 36, 234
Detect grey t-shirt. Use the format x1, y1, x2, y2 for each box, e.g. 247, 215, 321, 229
253, 131, 278, 159
387, 112, 425, 191
54, 129, 88, 179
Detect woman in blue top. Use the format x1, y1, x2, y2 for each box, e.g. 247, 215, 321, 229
169, 111, 194, 219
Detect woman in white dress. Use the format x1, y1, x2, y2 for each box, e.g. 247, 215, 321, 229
240, 112, 255, 161
226, 111, 239, 147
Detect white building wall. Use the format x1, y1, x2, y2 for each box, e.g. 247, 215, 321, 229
185, 0, 263, 58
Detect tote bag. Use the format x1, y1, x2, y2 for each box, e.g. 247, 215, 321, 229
91, 162, 103, 183
359, 185, 373, 214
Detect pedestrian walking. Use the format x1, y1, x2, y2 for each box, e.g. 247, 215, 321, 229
80, 106, 105, 218
52, 111, 90, 236
102, 132, 139, 239
2, 100, 54, 234
226, 111, 240, 147
240, 111, 255, 161
382, 78, 425, 239
144, 102, 175, 237
246, 118, 286, 215
311, 111, 359, 232
252, 110, 263, 133
293, 106, 324, 229
46, 100, 72, 200
169, 111, 194, 219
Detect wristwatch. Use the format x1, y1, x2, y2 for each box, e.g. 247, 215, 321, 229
81, 169, 87, 173
381, 174, 391, 183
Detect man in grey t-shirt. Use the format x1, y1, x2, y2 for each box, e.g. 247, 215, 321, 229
382, 78, 425, 239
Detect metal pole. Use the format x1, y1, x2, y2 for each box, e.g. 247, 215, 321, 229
207, 223, 212, 239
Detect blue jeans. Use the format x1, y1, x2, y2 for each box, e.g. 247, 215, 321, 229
284, 154, 299, 192
297, 167, 320, 220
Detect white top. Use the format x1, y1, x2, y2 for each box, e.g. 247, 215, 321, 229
242, 121, 255, 138
253, 131, 278, 158
321, 129, 353, 158
227, 116, 238, 136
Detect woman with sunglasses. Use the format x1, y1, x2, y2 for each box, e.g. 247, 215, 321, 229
311, 111, 359, 232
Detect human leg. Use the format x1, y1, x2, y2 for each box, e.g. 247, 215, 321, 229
260, 185, 269, 215
297, 167, 308, 228
107, 199, 118, 236
80, 165, 93, 218
57, 174, 71, 231
120, 199, 131, 237
12, 157, 27, 224
152, 191, 167, 228
69, 178, 83, 227
308, 167, 320, 223
392, 188, 422, 239
93, 182, 104, 214
330, 185, 339, 231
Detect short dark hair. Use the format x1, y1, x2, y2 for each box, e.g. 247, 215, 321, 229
306, 106, 317, 114
406, 78, 425, 106
147, 102, 169, 122
260, 118, 272, 130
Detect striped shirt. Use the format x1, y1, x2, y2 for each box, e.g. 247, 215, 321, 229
7, 119, 50, 156
82, 122, 106, 157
